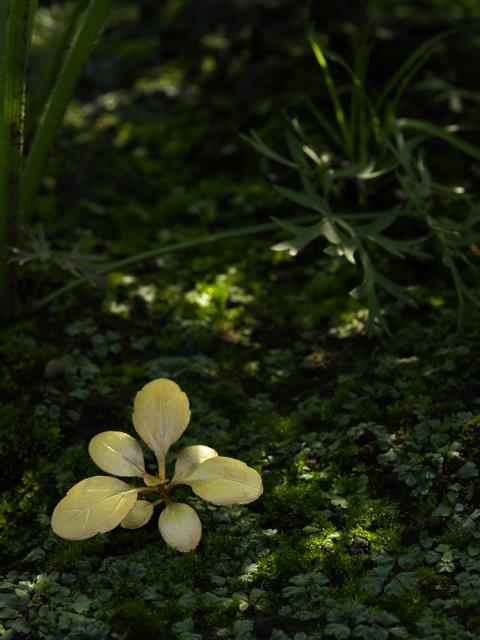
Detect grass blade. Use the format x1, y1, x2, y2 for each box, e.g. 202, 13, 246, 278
374, 29, 457, 115
21, 0, 112, 220
396, 118, 480, 163
28, 1, 86, 132
352, 43, 371, 161
241, 131, 298, 168
308, 26, 353, 159
325, 46, 384, 159
304, 98, 344, 149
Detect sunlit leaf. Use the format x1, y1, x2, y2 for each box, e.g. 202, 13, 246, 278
51, 476, 139, 540
88, 431, 145, 477
272, 217, 339, 257
182, 456, 263, 506
132, 378, 190, 460
158, 502, 202, 552
171, 445, 218, 486
121, 499, 154, 529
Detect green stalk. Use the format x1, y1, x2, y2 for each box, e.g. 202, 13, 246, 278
0, 0, 36, 320
0, 2, 9, 310
31, 215, 322, 312
28, 1, 86, 133
308, 27, 353, 159
21, 0, 112, 220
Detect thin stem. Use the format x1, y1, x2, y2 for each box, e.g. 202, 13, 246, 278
138, 486, 163, 494
157, 458, 166, 483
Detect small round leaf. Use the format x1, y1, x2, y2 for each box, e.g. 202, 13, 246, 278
88, 431, 145, 477
184, 456, 263, 506
51, 476, 139, 540
121, 499, 154, 529
158, 502, 202, 552
171, 444, 218, 486
132, 379, 190, 461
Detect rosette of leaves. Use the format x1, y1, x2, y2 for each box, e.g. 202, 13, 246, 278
51, 378, 263, 552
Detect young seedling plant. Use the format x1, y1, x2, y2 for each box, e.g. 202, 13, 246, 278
51, 378, 263, 552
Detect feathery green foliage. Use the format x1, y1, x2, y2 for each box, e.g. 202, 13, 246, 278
245, 28, 480, 335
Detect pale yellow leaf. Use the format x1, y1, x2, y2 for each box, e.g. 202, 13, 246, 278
51, 476, 139, 540
121, 499, 154, 529
183, 456, 263, 506
158, 502, 202, 552
132, 379, 190, 461
171, 444, 218, 486
88, 431, 145, 477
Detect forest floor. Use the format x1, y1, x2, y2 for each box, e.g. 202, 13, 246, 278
2, 1, 480, 639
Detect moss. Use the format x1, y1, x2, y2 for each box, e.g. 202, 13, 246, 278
320, 543, 371, 588
344, 501, 401, 538
162, 547, 204, 585
110, 600, 170, 640
256, 540, 311, 579
203, 531, 240, 557
265, 481, 331, 527
204, 595, 243, 626
45, 537, 107, 573
0, 465, 57, 563
98, 360, 145, 389
0, 403, 61, 487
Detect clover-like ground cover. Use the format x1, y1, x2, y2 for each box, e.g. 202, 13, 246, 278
4, 276, 480, 640
2, 0, 480, 638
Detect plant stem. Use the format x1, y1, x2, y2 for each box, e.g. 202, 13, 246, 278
0, 0, 36, 320
157, 458, 166, 483
21, 0, 112, 220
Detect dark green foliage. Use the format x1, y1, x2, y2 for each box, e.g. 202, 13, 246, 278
110, 601, 170, 640
2, 1, 480, 639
